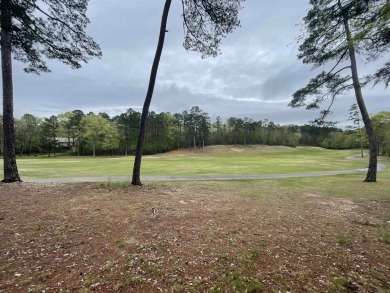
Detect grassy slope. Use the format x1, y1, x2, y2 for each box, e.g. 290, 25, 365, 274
3, 146, 369, 179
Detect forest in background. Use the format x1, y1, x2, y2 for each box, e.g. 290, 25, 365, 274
1, 106, 389, 157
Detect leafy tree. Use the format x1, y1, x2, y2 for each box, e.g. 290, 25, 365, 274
40, 115, 59, 157
173, 113, 184, 149
254, 120, 267, 145
71, 110, 86, 123
371, 111, 390, 156
151, 112, 175, 153
1, 0, 101, 182
266, 121, 278, 145
113, 108, 140, 155
289, 0, 385, 182
287, 126, 303, 147
212, 116, 225, 145
132, 0, 244, 185
81, 114, 105, 157
16, 114, 41, 155
299, 124, 340, 146
58, 112, 75, 149
342, 130, 361, 149
69, 110, 85, 155
187, 106, 210, 149
242, 117, 254, 145
102, 123, 120, 156
227, 117, 241, 145
182, 110, 192, 147
81, 114, 115, 157
322, 131, 347, 149
180, 107, 210, 149
197, 112, 211, 150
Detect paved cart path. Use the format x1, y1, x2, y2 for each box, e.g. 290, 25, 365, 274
24, 155, 386, 184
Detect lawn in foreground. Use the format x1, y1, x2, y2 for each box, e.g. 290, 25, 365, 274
0, 168, 389, 292
4, 146, 369, 179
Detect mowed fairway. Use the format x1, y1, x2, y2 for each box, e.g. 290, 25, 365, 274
3, 146, 370, 179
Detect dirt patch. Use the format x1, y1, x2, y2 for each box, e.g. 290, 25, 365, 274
0, 182, 389, 292
152, 145, 296, 157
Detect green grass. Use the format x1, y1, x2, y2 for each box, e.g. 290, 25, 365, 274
160, 153, 389, 200
184, 171, 390, 200
0, 147, 370, 179
336, 234, 349, 246
380, 231, 390, 244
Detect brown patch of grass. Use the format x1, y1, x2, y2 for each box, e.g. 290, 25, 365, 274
0, 181, 389, 292
153, 144, 296, 157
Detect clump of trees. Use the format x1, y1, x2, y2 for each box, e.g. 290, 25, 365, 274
3, 107, 388, 158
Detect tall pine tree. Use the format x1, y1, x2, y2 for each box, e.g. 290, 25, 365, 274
131, 0, 243, 185
290, 0, 387, 182
1, 0, 101, 182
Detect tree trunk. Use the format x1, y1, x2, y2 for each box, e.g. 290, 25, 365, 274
1, 5, 22, 182
340, 1, 377, 182
352, 72, 377, 181
67, 129, 71, 148
131, 0, 172, 185
72, 136, 75, 154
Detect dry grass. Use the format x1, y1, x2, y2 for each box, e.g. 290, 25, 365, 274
14, 146, 366, 179
0, 181, 389, 292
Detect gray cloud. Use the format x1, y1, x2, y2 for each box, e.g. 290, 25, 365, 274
4, 0, 390, 127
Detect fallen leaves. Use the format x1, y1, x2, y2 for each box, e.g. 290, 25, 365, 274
0, 182, 389, 292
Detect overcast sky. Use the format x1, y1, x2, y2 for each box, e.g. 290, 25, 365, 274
7, 0, 390, 126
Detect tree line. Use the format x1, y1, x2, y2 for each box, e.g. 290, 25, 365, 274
1, 107, 389, 157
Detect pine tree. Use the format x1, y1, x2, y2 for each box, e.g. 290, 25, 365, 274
131, 0, 243, 185
1, 0, 101, 182
289, 0, 387, 182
